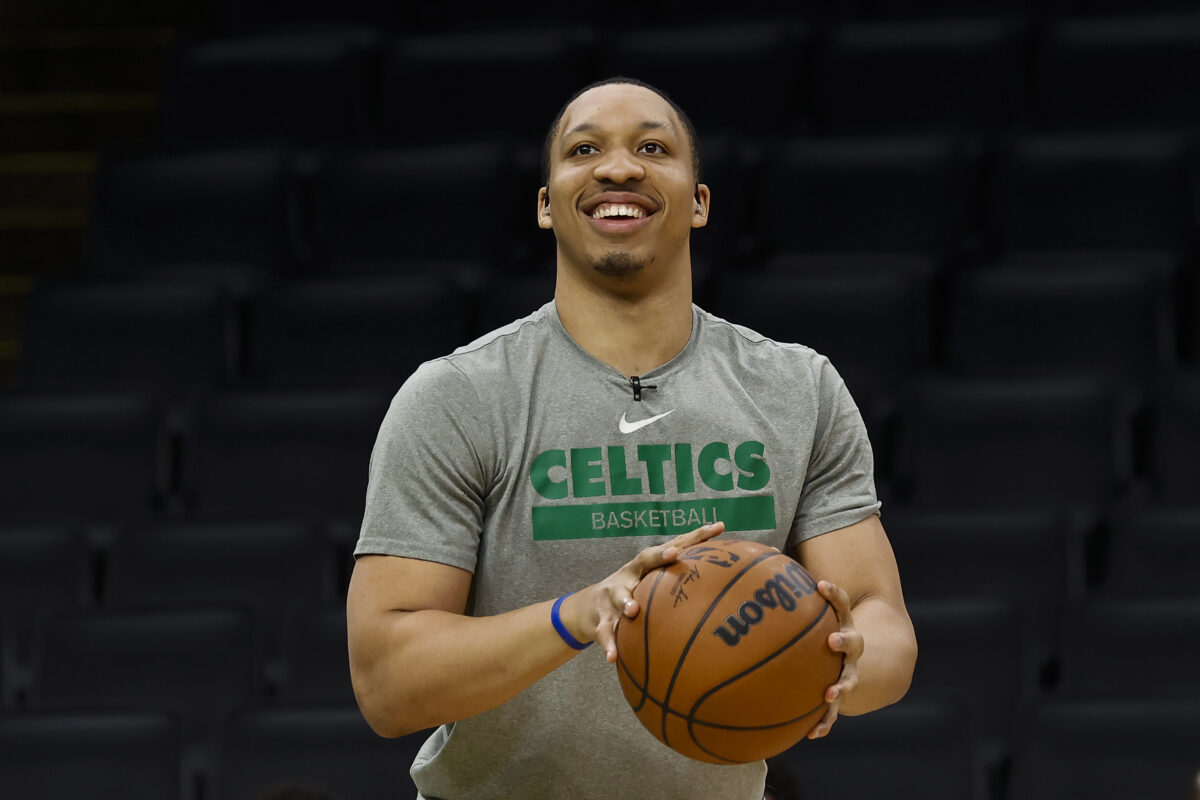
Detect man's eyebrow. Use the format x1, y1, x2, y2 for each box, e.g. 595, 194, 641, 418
562, 119, 676, 138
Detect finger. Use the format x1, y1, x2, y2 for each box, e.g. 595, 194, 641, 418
596, 613, 620, 664
629, 522, 724, 574
828, 630, 864, 659
807, 701, 839, 739
817, 580, 852, 619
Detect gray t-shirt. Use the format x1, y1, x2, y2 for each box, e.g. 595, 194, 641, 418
356, 301, 881, 800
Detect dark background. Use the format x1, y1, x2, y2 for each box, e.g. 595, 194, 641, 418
1, 1, 1198, 799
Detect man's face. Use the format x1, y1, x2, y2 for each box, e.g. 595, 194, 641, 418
538, 83, 709, 281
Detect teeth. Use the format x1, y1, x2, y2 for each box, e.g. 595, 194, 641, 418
591, 204, 647, 220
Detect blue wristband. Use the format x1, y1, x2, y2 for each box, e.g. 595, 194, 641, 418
551, 593, 591, 651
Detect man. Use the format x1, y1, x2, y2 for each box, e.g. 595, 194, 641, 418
347, 77, 917, 800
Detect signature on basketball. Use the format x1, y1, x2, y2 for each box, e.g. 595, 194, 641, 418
668, 545, 742, 608
710, 561, 819, 647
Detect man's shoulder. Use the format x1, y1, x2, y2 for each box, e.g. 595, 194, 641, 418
696, 306, 827, 366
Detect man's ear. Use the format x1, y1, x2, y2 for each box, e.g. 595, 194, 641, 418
537, 186, 553, 230
692, 183, 710, 229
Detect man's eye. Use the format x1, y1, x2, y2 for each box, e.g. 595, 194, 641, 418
639, 142, 664, 154
571, 144, 597, 156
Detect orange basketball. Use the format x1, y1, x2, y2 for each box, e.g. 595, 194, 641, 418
615, 538, 842, 764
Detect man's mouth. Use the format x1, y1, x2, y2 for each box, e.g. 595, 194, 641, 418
591, 203, 648, 220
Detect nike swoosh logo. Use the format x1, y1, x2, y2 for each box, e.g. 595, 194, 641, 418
619, 409, 675, 434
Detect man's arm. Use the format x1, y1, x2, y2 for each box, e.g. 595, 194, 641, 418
347, 522, 725, 738
794, 514, 917, 736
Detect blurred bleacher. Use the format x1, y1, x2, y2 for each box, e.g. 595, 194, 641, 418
2, 1, 1199, 798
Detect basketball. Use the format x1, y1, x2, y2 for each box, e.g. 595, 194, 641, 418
615, 538, 842, 764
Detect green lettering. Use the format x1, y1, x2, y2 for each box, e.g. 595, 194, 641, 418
698, 441, 734, 491
607, 446, 643, 496
674, 443, 695, 493
638, 444, 672, 495
570, 447, 605, 498
735, 440, 771, 491
530, 449, 568, 500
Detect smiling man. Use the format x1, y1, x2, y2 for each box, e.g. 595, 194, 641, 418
348, 78, 917, 800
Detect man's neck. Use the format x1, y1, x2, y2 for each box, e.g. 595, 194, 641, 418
554, 261, 694, 378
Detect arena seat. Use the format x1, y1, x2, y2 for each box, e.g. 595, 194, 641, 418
1105, 505, 1200, 597
17, 281, 236, 396
0, 526, 88, 679
704, 257, 935, 403
601, 23, 807, 138
1007, 700, 1200, 800
279, 607, 355, 706
160, 30, 377, 149
29, 609, 258, 754
1150, 373, 1200, 504
884, 509, 1077, 662
1057, 598, 1200, 700
896, 378, 1134, 510
309, 144, 514, 271
104, 521, 333, 673
817, 19, 1027, 136
245, 276, 472, 389
381, 29, 584, 147
944, 264, 1175, 383
771, 702, 979, 800
1039, 14, 1200, 131
0, 391, 163, 523
988, 132, 1195, 252
180, 389, 388, 521
0, 712, 181, 800
214, 706, 428, 800
85, 149, 297, 279
757, 136, 976, 258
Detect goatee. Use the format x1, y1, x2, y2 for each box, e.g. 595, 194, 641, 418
593, 252, 646, 278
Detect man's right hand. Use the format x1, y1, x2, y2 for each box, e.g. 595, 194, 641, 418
560, 521, 726, 663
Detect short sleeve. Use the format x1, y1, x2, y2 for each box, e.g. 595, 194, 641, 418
354, 358, 490, 573
790, 356, 881, 546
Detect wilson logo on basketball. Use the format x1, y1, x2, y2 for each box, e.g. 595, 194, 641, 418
711, 561, 819, 647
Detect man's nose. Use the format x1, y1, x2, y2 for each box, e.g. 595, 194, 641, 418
593, 148, 645, 183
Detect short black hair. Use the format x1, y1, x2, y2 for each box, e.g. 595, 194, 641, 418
540, 76, 702, 186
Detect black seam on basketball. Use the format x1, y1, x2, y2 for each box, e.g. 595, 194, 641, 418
659, 549, 780, 748
685, 602, 834, 762
631, 683, 828, 733
616, 567, 668, 713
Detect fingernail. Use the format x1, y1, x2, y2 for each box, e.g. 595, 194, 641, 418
832, 634, 844, 648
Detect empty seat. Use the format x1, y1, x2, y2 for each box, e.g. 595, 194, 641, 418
86, 149, 296, 279
17, 281, 236, 395
704, 257, 935, 401
0, 712, 180, 800
1058, 598, 1200, 700
757, 136, 975, 257
988, 133, 1195, 252
885, 509, 1077, 660
160, 31, 376, 149
0, 392, 163, 523
1150, 375, 1200, 503
1008, 700, 1200, 799
0, 526, 88, 677
310, 145, 513, 270
601, 24, 806, 138
1039, 15, 1200, 131
905, 599, 1030, 748
104, 521, 332, 667
897, 378, 1134, 510
945, 265, 1175, 383
1105, 505, 1200, 596
245, 276, 472, 389
818, 19, 1027, 136
771, 702, 978, 800
30, 609, 257, 749
381, 30, 585, 147
280, 608, 354, 706
181, 389, 388, 520
215, 707, 428, 800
